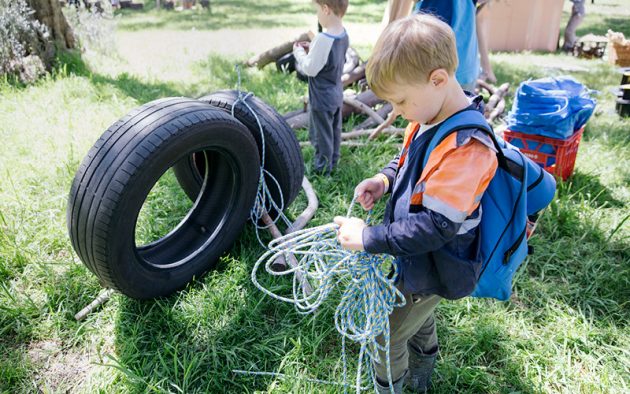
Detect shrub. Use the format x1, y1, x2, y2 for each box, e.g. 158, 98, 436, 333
64, 2, 117, 56
0, 0, 50, 83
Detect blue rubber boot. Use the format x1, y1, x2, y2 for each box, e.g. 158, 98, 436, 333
375, 372, 406, 394
405, 345, 437, 393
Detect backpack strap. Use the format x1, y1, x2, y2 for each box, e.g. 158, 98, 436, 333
421, 109, 508, 170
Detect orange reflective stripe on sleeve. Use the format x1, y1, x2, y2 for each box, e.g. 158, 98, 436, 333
417, 138, 498, 222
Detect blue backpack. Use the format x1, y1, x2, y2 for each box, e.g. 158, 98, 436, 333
422, 109, 556, 301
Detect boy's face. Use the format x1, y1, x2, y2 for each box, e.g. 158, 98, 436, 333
385, 79, 446, 125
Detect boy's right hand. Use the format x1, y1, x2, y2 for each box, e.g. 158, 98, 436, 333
293, 41, 310, 52
355, 175, 387, 211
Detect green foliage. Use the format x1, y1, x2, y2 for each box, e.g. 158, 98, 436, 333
64, 2, 118, 55
0, 0, 49, 83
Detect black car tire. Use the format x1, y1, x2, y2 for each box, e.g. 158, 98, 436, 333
67, 97, 260, 299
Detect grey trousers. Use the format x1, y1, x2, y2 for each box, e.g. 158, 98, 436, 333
373, 293, 442, 383
309, 107, 342, 173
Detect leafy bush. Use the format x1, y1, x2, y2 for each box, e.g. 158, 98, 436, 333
65, 2, 117, 55
0, 0, 50, 83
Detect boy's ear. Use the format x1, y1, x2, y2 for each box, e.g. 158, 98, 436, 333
429, 69, 449, 88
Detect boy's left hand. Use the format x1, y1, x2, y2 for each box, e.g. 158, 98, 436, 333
333, 216, 367, 251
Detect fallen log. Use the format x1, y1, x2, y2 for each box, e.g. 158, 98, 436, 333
286, 112, 309, 129
246, 31, 313, 69
341, 63, 366, 87
284, 89, 384, 129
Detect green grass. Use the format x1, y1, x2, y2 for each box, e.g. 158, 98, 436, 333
116, 0, 385, 31
1, 1, 629, 392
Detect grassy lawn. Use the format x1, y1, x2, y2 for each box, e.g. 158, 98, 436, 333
1, 0, 629, 392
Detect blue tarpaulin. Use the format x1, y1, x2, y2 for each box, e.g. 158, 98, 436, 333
507, 76, 596, 139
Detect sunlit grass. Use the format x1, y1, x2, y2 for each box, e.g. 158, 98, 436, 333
1, 1, 629, 392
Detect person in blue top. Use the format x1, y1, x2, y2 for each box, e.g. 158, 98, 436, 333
413, 0, 480, 91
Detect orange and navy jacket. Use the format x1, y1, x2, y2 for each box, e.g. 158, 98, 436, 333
362, 96, 498, 299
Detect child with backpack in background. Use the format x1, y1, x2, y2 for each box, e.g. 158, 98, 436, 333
293, 0, 349, 175
335, 12, 556, 392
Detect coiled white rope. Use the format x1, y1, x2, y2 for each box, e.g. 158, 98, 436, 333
249, 199, 406, 393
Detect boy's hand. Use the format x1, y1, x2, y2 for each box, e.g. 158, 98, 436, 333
355, 176, 387, 210
293, 41, 310, 53
333, 216, 367, 251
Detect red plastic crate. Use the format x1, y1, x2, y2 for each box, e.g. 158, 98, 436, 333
504, 127, 584, 181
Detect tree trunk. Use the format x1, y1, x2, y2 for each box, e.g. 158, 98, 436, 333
27, 0, 76, 52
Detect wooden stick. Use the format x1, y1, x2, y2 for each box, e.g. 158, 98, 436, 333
488, 98, 506, 123
246, 31, 312, 69
342, 90, 383, 117
477, 79, 496, 95
342, 127, 404, 140
261, 213, 313, 295
343, 96, 385, 124
287, 176, 318, 233
355, 102, 393, 130
74, 289, 114, 321
299, 140, 398, 148
368, 110, 399, 140
485, 82, 509, 118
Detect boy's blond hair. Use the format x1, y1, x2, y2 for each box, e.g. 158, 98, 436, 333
367, 14, 458, 98
316, 0, 348, 17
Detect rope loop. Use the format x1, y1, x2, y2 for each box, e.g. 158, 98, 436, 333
251, 199, 406, 393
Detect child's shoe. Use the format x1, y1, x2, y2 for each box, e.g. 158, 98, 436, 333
406, 345, 437, 392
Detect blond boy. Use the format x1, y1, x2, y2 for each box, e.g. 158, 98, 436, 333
334, 14, 498, 392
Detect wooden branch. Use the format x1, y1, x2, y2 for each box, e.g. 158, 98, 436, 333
477, 79, 496, 95
75, 289, 114, 321
341, 127, 404, 140
300, 140, 399, 148
369, 109, 398, 140
343, 96, 385, 124
286, 176, 318, 233
485, 82, 509, 118
342, 47, 360, 74
488, 98, 506, 123
261, 212, 313, 295
341, 63, 366, 87
355, 102, 392, 130
285, 89, 384, 130
286, 112, 309, 129
246, 31, 312, 69
342, 90, 383, 117
283, 108, 306, 120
